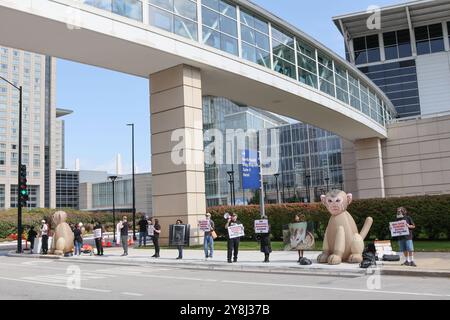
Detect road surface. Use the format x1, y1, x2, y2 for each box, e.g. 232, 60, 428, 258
0, 256, 449, 300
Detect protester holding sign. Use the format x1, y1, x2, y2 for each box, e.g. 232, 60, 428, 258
225, 213, 243, 263
395, 207, 416, 267
93, 221, 104, 256
257, 217, 271, 263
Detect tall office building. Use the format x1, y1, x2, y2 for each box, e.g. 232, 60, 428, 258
334, 0, 450, 197
0, 46, 56, 209
334, 0, 450, 118
55, 108, 72, 170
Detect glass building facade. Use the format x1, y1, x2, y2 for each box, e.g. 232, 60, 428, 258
81, 0, 396, 127
56, 170, 79, 209
203, 96, 344, 206
203, 96, 284, 207
348, 22, 450, 118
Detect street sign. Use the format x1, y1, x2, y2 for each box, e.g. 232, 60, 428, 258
241, 149, 260, 190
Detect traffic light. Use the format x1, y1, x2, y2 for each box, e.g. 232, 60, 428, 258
19, 164, 28, 207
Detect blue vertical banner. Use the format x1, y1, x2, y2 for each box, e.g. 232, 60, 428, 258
241, 149, 260, 190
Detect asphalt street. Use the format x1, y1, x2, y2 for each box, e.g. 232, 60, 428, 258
0, 256, 449, 300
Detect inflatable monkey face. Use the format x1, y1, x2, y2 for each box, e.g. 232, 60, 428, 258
53, 211, 67, 225
321, 190, 353, 217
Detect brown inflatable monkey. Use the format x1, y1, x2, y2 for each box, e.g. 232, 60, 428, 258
50, 211, 74, 256
317, 190, 373, 265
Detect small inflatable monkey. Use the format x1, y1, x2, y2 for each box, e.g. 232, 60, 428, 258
317, 190, 373, 265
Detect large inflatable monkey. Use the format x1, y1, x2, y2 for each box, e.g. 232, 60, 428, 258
50, 211, 74, 256
317, 190, 373, 265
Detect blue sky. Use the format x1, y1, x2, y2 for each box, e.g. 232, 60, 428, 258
57, 0, 406, 173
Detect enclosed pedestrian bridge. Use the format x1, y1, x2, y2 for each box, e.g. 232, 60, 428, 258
0, 0, 395, 139
0, 0, 396, 243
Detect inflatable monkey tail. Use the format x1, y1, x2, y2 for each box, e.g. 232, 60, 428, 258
359, 217, 373, 241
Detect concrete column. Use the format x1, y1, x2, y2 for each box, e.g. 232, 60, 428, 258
341, 139, 359, 198
150, 65, 205, 246
354, 138, 386, 199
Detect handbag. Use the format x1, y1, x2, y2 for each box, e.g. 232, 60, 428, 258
211, 230, 218, 239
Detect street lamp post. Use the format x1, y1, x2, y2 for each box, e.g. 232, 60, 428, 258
108, 175, 119, 243
126, 123, 136, 241
305, 173, 311, 203
1, 76, 23, 253
274, 173, 280, 204
325, 176, 330, 192
226, 165, 235, 206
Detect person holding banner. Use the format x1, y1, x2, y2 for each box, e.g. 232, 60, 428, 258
258, 216, 272, 263
93, 221, 104, 256
396, 207, 417, 267
225, 213, 243, 263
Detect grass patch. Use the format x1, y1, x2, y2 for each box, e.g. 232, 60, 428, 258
135, 240, 450, 252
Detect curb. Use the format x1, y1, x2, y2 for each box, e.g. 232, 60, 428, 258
6, 252, 450, 278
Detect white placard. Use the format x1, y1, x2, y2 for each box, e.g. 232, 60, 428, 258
389, 220, 410, 237
199, 220, 211, 232
254, 220, 269, 234
147, 225, 154, 236
228, 224, 245, 239
93, 229, 102, 239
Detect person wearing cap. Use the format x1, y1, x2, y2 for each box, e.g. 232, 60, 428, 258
40, 219, 49, 255
203, 213, 215, 260
225, 213, 242, 263
119, 216, 130, 256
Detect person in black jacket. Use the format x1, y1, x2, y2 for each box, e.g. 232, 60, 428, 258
93, 221, 104, 256
138, 216, 148, 247
175, 219, 184, 260
27, 226, 37, 254
258, 217, 272, 263
152, 219, 161, 258
225, 213, 242, 263
73, 224, 83, 256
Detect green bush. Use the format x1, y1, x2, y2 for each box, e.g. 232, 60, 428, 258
207, 194, 450, 241
0, 208, 145, 239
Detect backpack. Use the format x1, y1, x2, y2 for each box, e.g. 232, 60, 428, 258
360, 250, 377, 269
299, 257, 312, 265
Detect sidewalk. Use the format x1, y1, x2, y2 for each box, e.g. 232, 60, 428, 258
7, 246, 450, 278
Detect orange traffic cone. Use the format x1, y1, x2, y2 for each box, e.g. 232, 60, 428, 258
128, 236, 134, 246
107, 241, 111, 247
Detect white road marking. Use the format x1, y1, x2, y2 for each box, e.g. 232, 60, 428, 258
121, 292, 144, 297
0, 275, 111, 293
220, 280, 450, 298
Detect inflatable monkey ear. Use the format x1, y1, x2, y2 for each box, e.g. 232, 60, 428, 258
347, 193, 353, 205
320, 194, 327, 205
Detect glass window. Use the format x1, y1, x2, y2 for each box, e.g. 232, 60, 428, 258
149, 5, 173, 32
149, 0, 198, 41
174, 0, 197, 21
112, 0, 143, 21
353, 35, 380, 65
174, 15, 198, 40
202, 0, 237, 56
415, 23, 444, 55
149, 0, 173, 11
240, 9, 270, 67
273, 59, 296, 79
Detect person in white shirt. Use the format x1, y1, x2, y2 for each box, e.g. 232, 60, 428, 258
40, 220, 49, 255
